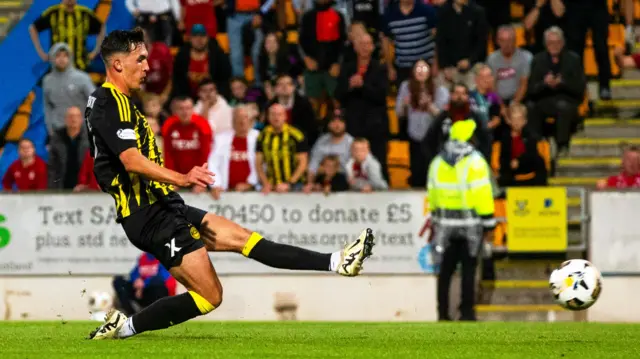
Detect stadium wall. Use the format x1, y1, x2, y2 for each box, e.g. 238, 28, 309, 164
0, 275, 438, 321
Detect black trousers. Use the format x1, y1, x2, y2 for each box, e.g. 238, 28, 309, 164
409, 139, 428, 188
136, 12, 174, 46
437, 238, 478, 321
565, 5, 611, 90
113, 275, 170, 316
527, 97, 579, 149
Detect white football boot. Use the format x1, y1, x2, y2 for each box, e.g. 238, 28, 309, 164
337, 228, 375, 276
88, 308, 127, 340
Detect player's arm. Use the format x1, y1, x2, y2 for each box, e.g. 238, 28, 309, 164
93, 95, 213, 188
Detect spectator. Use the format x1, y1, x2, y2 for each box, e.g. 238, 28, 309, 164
180, 0, 218, 39
29, 0, 106, 70
396, 60, 449, 188
259, 32, 293, 85
596, 147, 640, 190
475, 0, 511, 48
256, 104, 309, 193
523, 0, 565, 56
48, 106, 89, 190
345, 0, 383, 47
194, 79, 234, 134
527, 26, 585, 157
492, 103, 547, 187
346, 138, 388, 192
161, 97, 213, 185
228, 77, 263, 106
142, 94, 169, 128
225, 0, 271, 81
126, 0, 180, 45
208, 105, 260, 199
336, 32, 389, 179
141, 28, 173, 106
436, 0, 488, 87
623, 0, 636, 49
342, 22, 369, 65
307, 109, 353, 190
299, 0, 347, 110
74, 150, 101, 192
424, 83, 491, 165
312, 155, 350, 193
269, 74, 318, 145
564, 0, 611, 99
112, 253, 177, 317
487, 25, 533, 105
43, 43, 95, 136
172, 24, 232, 100
469, 64, 503, 138
382, 0, 437, 85
2, 139, 47, 192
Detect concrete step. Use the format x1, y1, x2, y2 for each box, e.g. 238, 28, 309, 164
570, 137, 640, 157
555, 157, 619, 177
580, 118, 640, 138
594, 100, 640, 118
609, 79, 640, 99
549, 176, 599, 187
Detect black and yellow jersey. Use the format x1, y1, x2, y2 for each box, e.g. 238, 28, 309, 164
85, 82, 180, 222
33, 4, 102, 70
256, 124, 309, 185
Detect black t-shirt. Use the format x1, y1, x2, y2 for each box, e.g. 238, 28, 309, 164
314, 172, 349, 192
33, 5, 102, 70
85, 82, 180, 222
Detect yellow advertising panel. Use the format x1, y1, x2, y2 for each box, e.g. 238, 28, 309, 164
506, 187, 567, 252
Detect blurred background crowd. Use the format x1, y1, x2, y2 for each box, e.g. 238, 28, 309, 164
2, 0, 640, 196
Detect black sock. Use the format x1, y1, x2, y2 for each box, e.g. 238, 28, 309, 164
245, 233, 332, 271
131, 291, 213, 334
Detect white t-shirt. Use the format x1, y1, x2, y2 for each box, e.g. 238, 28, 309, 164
194, 95, 234, 134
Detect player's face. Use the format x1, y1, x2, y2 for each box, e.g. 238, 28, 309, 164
123, 43, 149, 91
18, 140, 35, 161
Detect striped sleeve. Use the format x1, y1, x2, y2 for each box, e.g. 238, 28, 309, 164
89, 91, 137, 156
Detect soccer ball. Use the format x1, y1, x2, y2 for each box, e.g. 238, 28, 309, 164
88, 291, 113, 321
549, 259, 602, 311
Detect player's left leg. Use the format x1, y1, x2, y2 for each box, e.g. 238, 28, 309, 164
187, 208, 375, 276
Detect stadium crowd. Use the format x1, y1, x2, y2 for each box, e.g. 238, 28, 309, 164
3, 0, 640, 194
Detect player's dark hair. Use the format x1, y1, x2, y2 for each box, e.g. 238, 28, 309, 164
100, 28, 145, 63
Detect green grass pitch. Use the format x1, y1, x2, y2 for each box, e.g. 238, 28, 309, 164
1, 321, 640, 358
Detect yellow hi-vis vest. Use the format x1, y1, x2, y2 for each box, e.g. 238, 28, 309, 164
427, 150, 496, 230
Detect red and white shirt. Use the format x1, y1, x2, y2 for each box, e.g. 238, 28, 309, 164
161, 115, 213, 175
227, 136, 252, 189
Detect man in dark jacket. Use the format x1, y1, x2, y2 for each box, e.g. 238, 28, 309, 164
268, 74, 319, 146
424, 83, 491, 166
335, 32, 389, 179
299, 0, 347, 109
48, 106, 89, 190
436, 0, 488, 87
526, 26, 585, 156
171, 24, 232, 101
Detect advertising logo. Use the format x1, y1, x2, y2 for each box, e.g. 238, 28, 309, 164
544, 198, 553, 209
513, 199, 530, 216
0, 214, 10, 249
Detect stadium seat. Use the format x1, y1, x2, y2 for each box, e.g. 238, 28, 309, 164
388, 108, 399, 135
287, 30, 298, 45
537, 139, 551, 172
510, 2, 524, 19
493, 199, 507, 247
386, 140, 411, 189
94, 0, 112, 23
